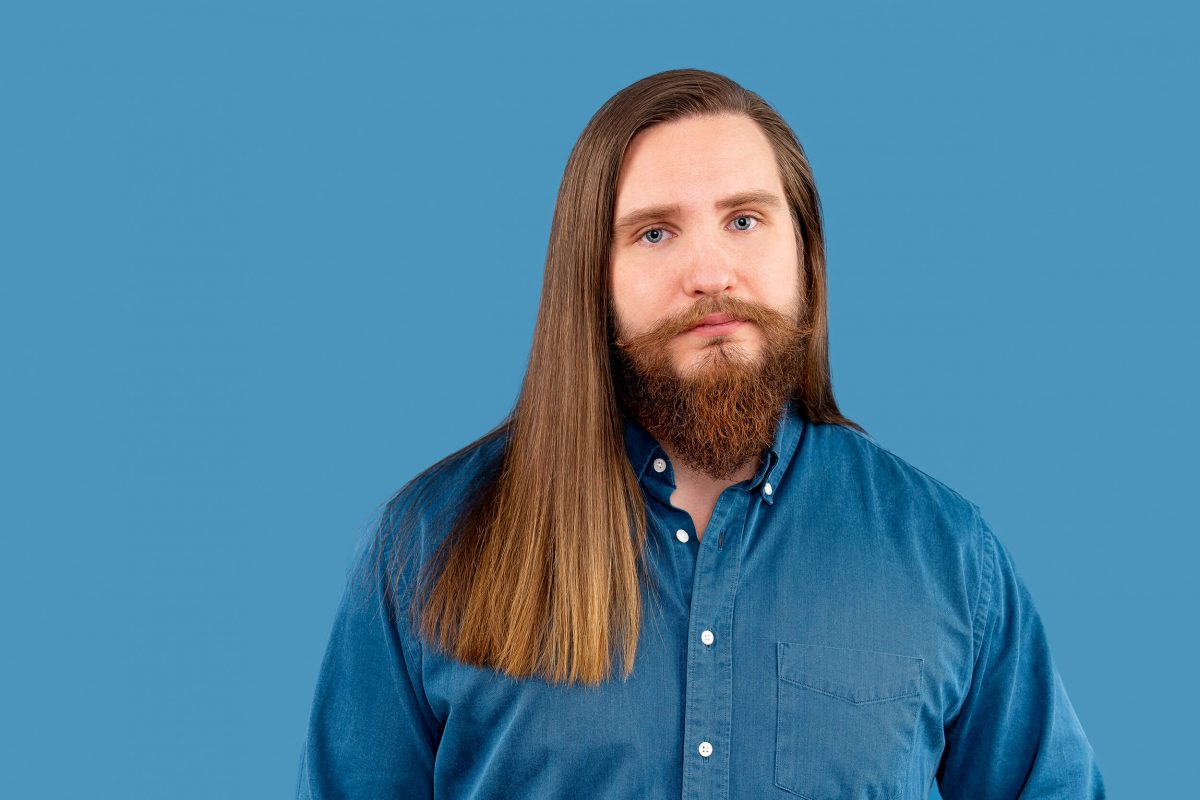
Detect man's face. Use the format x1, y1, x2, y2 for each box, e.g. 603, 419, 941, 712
608, 112, 807, 481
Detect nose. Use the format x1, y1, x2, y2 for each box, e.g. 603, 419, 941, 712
679, 225, 737, 298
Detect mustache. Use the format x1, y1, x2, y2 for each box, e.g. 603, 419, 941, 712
612, 295, 813, 351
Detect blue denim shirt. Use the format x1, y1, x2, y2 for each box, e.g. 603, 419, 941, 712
296, 399, 1105, 799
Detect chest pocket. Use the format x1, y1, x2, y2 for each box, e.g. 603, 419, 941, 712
774, 641, 923, 800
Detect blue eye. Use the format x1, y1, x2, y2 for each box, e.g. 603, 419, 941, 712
642, 228, 668, 245
636, 214, 762, 247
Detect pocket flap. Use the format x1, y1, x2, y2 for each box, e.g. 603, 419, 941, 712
778, 641, 922, 705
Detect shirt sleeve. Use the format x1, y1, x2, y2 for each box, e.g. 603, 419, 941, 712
936, 512, 1106, 799
295, 523, 439, 800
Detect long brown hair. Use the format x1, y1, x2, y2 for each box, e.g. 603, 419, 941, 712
359, 68, 862, 687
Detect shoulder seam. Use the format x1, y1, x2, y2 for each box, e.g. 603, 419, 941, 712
833, 423, 979, 513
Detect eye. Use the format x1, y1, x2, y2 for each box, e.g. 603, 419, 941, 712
730, 214, 761, 232
640, 227, 671, 246
635, 214, 764, 247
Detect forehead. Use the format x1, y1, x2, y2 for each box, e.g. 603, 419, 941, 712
613, 113, 783, 212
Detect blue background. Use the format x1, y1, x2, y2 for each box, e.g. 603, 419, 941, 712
3, 2, 1194, 797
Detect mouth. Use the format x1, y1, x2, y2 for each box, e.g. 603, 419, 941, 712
687, 314, 744, 336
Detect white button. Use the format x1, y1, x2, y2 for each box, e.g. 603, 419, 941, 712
764, 482, 773, 496
698, 741, 713, 758
652, 457, 667, 473
701, 630, 714, 645
675, 529, 689, 543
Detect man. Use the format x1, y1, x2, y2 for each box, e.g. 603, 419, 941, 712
296, 68, 1106, 799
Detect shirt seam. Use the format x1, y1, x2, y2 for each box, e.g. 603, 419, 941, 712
835, 423, 979, 511
949, 506, 996, 724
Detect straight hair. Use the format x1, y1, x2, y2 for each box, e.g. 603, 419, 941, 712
359, 68, 863, 687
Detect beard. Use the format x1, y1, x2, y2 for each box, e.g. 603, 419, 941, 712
610, 292, 807, 482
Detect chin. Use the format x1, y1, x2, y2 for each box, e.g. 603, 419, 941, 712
678, 345, 758, 377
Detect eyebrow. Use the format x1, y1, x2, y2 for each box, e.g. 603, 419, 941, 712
612, 189, 784, 239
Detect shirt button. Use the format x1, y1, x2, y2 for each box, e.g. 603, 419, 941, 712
763, 482, 773, 496
701, 630, 714, 645
652, 457, 667, 473
698, 741, 713, 758
675, 529, 689, 543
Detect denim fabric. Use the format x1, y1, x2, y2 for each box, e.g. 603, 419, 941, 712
296, 398, 1105, 799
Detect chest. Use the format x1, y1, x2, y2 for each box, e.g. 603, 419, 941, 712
417, 514, 968, 800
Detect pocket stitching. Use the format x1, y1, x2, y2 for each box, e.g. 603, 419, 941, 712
774, 642, 924, 800
780, 671, 921, 705
777, 641, 923, 704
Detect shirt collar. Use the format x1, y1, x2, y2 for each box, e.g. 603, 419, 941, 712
620, 397, 804, 505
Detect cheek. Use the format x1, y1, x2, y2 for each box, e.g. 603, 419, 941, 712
612, 263, 664, 321
759, 239, 801, 293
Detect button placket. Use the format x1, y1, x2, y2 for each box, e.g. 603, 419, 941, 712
680, 488, 748, 798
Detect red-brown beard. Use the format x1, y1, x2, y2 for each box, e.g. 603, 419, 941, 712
610, 293, 807, 481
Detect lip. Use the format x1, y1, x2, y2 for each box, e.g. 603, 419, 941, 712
689, 313, 738, 329
687, 317, 744, 336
